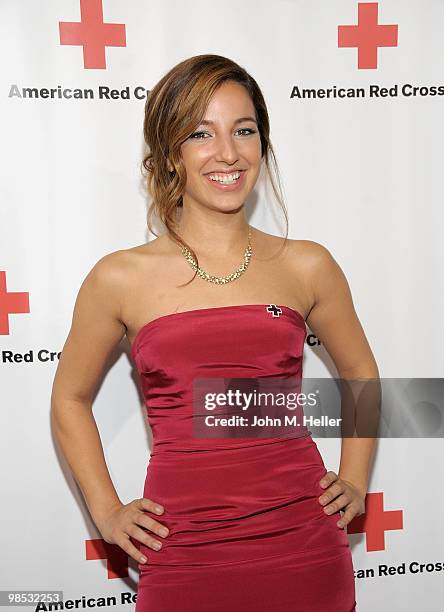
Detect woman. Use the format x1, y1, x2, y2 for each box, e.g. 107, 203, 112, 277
51, 54, 379, 611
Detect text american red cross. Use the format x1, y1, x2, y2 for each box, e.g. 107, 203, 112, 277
59, 0, 126, 69
347, 491, 403, 552
338, 2, 398, 69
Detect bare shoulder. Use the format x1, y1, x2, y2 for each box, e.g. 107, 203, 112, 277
285, 238, 337, 272
284, 239, 378, 376
68, 238, 167, 347
51, 238, 167, 404
289, 240, 351, 318
253, 229, 333, 269
284, 238, 345, 293
88, 235, 168, 297
86, 248, 133, 292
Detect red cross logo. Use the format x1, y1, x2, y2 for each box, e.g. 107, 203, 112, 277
338, 2, 398, 69
266, 304, 283, 318
347, 491, 403, 551
59, 0, 126, 69
86, 538, 132, 579
0, 271, 30, 336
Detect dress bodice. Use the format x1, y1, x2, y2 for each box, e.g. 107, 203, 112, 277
131, 304, 308, 453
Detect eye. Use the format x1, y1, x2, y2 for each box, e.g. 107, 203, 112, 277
236, 128, 257, 136
188, 128, 257, 140
189, 131, 209, 139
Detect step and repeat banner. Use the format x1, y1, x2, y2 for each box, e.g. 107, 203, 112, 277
1, 1, 443, 610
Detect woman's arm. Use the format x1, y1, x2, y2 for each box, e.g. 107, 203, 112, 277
302, 241, 379, 525
51, 253, 128, 520
51, 252, 169, 562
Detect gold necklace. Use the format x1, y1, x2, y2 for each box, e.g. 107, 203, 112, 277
180, 226, 253, 284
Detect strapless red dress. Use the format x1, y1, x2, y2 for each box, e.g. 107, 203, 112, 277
131, 304, 356, 611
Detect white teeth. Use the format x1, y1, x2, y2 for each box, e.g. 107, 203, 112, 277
208, 171, 241, 183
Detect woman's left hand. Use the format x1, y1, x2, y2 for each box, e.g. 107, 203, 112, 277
318, 471, 366, 529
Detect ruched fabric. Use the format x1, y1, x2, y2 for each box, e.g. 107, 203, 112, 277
131, 304, 356, 611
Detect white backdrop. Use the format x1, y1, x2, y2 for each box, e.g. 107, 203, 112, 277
1, 1, 443, 610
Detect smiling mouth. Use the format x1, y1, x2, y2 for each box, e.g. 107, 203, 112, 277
204, 170, 246, 186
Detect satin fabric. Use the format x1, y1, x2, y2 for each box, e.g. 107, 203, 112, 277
131, 304, 356, 611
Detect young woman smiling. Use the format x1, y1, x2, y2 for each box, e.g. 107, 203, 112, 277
51, 54, 379, 611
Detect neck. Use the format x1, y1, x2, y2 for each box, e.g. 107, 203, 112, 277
174, 213, 251, 258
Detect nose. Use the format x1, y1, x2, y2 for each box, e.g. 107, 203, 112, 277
214, 132, 240, 165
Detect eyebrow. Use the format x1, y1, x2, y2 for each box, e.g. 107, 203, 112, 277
199, 116, 258, 126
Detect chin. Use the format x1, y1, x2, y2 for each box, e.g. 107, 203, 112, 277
212, 200, 246, 213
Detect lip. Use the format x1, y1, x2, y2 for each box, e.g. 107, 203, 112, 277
204, 170, 246, 192
204, 169, 245, 175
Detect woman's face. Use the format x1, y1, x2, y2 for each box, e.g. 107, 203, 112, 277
179, 80, 263, 213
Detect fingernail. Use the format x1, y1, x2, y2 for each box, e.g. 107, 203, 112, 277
160, 527, 169, 537
325, 508, 333, 514
153, 541, 162, 550
140, 556, 147, 563
155, 506, 164, 514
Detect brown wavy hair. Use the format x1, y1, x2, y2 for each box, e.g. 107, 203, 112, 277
141, 53, 288, 286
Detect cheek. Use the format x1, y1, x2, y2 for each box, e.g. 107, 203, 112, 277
244, 136, 263, 158
182, 170, 206, 197
246, 159, 262, 183
245, 156, 263, 180
181, 153, 208, 183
